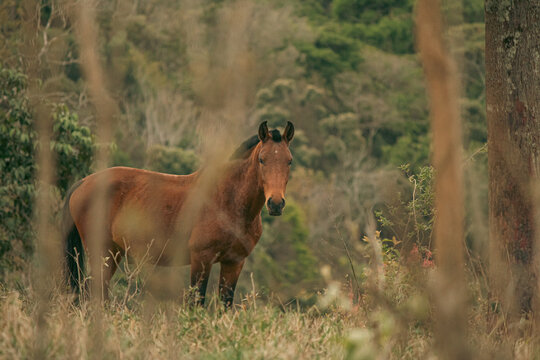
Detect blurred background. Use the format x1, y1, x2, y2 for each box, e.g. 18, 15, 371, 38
1, 0, 515, 358
0, 0, 486, 301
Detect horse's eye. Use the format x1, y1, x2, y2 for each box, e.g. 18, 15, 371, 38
288, 160, 292, 166
259, 158, 265, 165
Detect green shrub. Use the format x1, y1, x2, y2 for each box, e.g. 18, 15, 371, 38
0, 66, 95, 273
376, 164, 434, 251
0, 67, 36, 267
296, 28, 362, 82
145, 144, 199, 175
244, 200, 321, 303
52, 105, 95, 196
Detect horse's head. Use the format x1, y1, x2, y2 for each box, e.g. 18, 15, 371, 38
257, 121, 294, 216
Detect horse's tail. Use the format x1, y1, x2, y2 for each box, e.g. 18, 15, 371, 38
62, 180, 85, 293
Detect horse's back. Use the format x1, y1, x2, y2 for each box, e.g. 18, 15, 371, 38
70, 166, 191, 217
69, 167, 195, 263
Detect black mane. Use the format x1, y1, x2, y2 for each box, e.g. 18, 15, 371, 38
230, 129, 282, 160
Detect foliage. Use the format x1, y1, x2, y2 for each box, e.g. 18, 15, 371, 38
0, 67, 35, 268
342, 14, 414, 55
296, 27, 362, 82
0, 66, 94, 273
243, 200, 321, 303
300, 0, 415, 55
0, 0, 25, 65
145, 144, 199, 175
51, 105, 94, 196
463, 0, 484, 23
375, 164, 435, 251
379, 125, 430, 172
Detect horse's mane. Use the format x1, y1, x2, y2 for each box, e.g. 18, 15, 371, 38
230, 129, 282, 160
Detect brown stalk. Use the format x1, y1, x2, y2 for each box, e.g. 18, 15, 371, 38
21, 0, 60, 357
160, 0, 258, 300
71, 0, 117, 357
416, 0, 470, 358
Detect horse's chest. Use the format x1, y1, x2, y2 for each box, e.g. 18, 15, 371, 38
191, 215, 262, 263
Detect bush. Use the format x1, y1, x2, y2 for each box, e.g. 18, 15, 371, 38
145, 144, 199, 175
52, 105, 95, 196
333, 0, 415, 54
376, 165, 434, 252
0, 66, 95, 273
296, 28, 361, 82
0, 67, 35, 268
243, 200, 321, 303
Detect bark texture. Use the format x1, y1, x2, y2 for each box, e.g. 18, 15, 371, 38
486, 0, 540, 314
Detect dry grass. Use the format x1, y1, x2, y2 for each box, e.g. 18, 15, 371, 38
3, 268, 540, 360
0, 287, 350, 360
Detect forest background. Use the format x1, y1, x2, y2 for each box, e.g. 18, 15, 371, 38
0, 0, 486, 300
0, 0, 498, 358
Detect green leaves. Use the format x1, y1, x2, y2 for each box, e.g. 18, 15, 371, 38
246, 200, 320, 303
0, 66, 95, 271
296, 28, 362, 82
51, 104, 95, 196
0, 66, 36, 266
145, 144, 199, 175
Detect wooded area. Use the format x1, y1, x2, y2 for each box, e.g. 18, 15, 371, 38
1, 0, 539, 358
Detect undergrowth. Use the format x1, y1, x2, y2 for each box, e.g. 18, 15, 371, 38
2, 248, 539, 360
0, 287, 350, 360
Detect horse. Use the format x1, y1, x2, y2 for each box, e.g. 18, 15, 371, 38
62, 121, 294, 306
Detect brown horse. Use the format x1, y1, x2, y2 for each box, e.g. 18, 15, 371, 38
63, 121, 294, 306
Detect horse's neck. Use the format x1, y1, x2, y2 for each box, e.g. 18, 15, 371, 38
224, 150, 265, 220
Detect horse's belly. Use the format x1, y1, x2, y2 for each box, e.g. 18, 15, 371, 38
111, 207, 188, 265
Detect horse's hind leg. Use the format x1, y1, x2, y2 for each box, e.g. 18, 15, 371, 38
87, 243, 122, 302
190, 253, 213, 306
100, 246, 122, 302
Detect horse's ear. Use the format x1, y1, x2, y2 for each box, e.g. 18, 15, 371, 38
283, 121, 294, 144
258, 121, 270, 142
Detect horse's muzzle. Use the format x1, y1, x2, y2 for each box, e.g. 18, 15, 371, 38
267, 197, 285, 216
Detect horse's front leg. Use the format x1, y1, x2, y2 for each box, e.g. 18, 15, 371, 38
219, 260, 245, 308
190, 253, 213, 306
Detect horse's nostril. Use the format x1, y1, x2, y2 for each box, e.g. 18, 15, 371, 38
267, 197, 285, 212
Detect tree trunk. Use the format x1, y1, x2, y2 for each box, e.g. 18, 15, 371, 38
486, 0, 540, 315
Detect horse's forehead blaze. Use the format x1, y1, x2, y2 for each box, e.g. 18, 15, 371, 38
260, 141, 291, 160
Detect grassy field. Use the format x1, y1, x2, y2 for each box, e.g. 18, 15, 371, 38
1, 288, 352, 359
2, 264, 540, 359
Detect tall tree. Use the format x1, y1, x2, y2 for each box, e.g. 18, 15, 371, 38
486, 1, 540, 314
